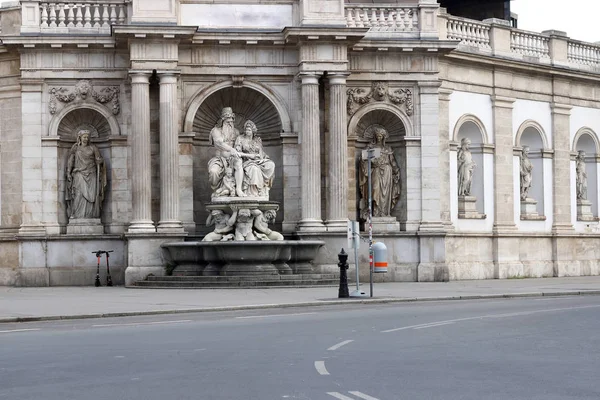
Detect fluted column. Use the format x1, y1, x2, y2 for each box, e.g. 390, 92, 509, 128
326, 73, 349, 232
298, 72, 325, 232
157, 72, 183, 233
128, 71, 155, 232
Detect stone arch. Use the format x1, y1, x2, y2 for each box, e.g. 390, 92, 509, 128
348, 102, 413, 139
49, 102, 120, 138
573, 127, 600, 154
515, 120, 549, 149
183, 80, 292, 135
452, 114, 489, 144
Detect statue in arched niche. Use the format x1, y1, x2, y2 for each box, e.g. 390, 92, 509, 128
520, 146, 533, 201
576, 150, 588, 200
457, 138, 476, 196
359, 125, 401, 219
65, 129, 107, 219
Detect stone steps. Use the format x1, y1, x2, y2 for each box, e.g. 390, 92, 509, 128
132, 274, 347, 289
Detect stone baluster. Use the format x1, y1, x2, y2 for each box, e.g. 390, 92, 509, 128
75, 3, 83, 27
101, 4, 110, 27
326, 73, 349, 232
92, 3, 100, 27
66, 3, 75, 27
298, 72, 325, 232
83, 3, 91, 27
109, 4, 117, 24
58, 3, 66, 27
157, 73, 184, 233
128, 72, 155, 233
49, 3, 57, 27
117, 4, 126, 24
41, 3, 49, 28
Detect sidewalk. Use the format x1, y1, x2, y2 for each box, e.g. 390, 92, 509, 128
1, 276, 600, 323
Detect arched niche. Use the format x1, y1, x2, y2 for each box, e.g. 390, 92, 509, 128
350, 106, 408, 229
574, 127, 599, 218
454, 115, 489, 215
516, 120, 547, 216
183, 80, 292, 135
49, 104, 118, 230
452, 114, 489, 144
189, 84, 287, 234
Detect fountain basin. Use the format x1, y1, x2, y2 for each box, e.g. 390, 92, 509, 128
161, 240, 324, 276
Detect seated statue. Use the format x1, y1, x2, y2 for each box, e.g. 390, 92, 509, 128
234, 120, 275, 198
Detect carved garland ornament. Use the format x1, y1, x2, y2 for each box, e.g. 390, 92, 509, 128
49, 80, 121, 115
347, 81, 413, 116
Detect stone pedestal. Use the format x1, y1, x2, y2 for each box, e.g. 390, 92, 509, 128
520, 198, 546, 221
577, 200, 596, 221
369, 217, 400, 233
67, 218, 104, 235
458, 196, 486, 219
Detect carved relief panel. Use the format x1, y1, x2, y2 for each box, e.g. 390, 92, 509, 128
48, 80, 121, 116
347, 81, 413, 117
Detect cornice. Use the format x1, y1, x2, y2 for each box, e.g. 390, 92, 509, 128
283, 27, 368, 44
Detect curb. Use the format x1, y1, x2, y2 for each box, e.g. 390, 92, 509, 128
1, 290, 599, 324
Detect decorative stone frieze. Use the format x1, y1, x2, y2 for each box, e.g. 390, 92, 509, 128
49, 80, 120, 115
347, 81, 413, 116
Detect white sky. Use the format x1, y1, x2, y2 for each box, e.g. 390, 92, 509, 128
0, 0, 597, 43
511, 0, 600, 43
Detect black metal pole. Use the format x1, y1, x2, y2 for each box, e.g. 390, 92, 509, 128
338, 248, 349, 298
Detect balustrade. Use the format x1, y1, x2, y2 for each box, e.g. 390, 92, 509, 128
39, 1, 126, 32
446, 16, 491, 50
510, 31, 550, 58
345, 6, 419, 32
568, 41, 600, 66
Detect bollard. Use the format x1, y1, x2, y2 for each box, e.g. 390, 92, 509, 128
338, 248, 349, 298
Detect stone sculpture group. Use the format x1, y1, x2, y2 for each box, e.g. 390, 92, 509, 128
203, 107, 282, 242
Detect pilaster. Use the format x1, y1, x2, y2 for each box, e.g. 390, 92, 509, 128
492, 95, 517, 233
128, 71, 155, 233
551, 103, 574, 234
297, 72, 326, 232
439, 88, 453, 231
325, 72, 349, 232
18, 80, 45, 236
157, 72, 183, 233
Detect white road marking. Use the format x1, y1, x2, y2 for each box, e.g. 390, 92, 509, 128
327, 392, 354, 400
114, 356, 125, 359
349, 391, 380, 400
92, 320, 192, 328
328, 340, 354, 351
382, 304, 600, 333
0, 328, 40, 334
235, 312, 317, 319
314, 361, 330, 375
413, 321, 455, 330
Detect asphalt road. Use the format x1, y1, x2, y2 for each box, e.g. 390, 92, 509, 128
1, 296, 599, 400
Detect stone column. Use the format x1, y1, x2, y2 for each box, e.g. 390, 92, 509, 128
439, 88, 453, 230
297, 72, 325, 232
551, 103, 573, 233
326, 72, 349, 232
128, 71, 155, 232
157, 72, 183, 233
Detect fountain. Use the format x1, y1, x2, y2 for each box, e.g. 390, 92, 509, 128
157, 107, 325, 285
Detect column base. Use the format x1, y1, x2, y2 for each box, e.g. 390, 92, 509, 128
551, 222, 575, 234
325, 219, 348, 232
128, 220, 156, 233
157, 220, 185, 233
418, 220, 445, 232
297, 219, 326, 233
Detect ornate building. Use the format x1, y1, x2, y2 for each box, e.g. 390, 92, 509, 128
0, 0, 599, 286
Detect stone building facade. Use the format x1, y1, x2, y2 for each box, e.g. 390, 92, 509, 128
0, 0, 599, 286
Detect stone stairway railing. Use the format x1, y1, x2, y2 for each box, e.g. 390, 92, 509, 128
20, 0, 129, 34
